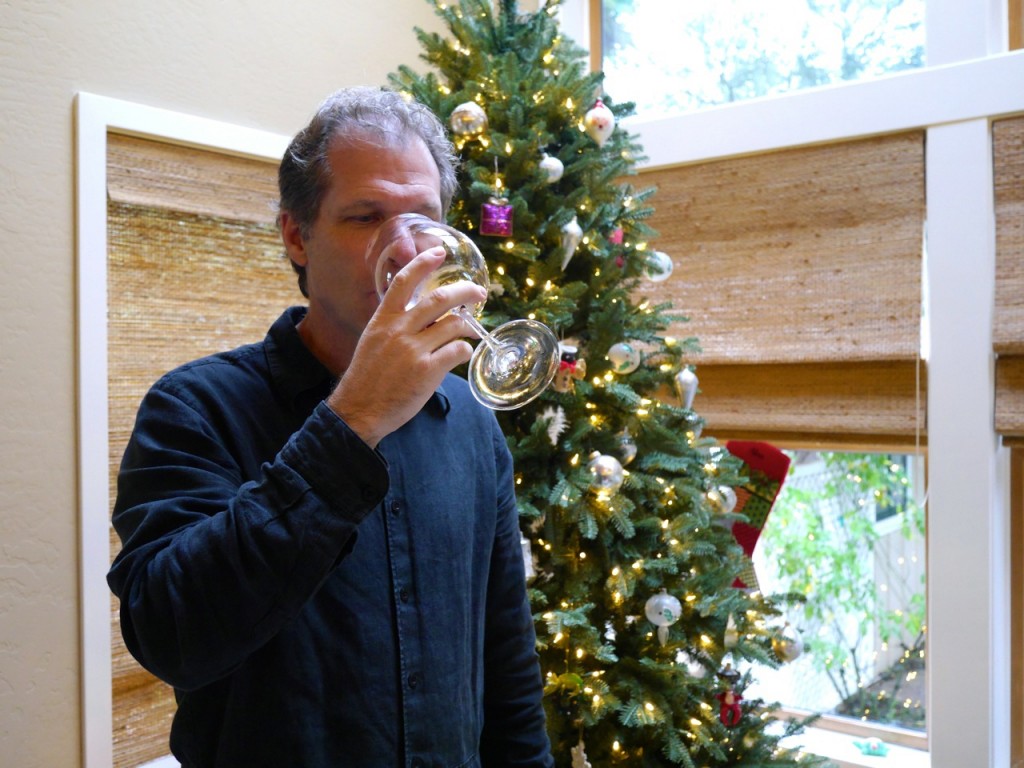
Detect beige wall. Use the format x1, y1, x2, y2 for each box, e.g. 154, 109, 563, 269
0, 2, 442, 765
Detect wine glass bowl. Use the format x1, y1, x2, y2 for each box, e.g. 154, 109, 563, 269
368, 213, 490, 316
367, 213, 559, 410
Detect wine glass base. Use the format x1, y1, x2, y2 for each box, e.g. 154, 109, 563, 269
468, 319, 560, 410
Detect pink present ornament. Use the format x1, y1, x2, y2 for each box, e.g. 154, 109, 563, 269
480, 196, 514, 237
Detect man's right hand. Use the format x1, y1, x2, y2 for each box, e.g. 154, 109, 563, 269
326, 247, 487, 448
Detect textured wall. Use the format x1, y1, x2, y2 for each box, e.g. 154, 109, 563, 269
0, 2, 441, 765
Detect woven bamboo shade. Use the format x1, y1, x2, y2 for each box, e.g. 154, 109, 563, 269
639, 131, 926, 443
106, 134, 292, 768
995, 116, 1024, 438
107, 134, 280, 223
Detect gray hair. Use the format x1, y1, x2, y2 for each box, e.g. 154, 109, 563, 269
278, 86, 460, 296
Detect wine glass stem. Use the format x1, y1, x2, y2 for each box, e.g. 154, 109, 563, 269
453, 306, 505, 355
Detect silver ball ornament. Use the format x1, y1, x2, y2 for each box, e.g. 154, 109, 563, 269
645, 588, 682, 646
539, 152, 564, 183
587, 451, 624, 494
607, 342, 642, 374
644, 250, 674, 282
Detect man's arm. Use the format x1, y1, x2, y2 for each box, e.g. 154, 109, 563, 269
108, 391, 387, 691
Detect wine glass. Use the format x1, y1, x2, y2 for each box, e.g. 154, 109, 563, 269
366, 213, 560, 410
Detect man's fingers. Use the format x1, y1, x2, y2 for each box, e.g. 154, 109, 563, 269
379, 246, 447, 312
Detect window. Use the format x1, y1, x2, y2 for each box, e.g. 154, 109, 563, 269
600, 0, 925, 116
748, 451, 927, 750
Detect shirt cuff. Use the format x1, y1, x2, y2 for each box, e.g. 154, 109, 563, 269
279, 401, 390, 521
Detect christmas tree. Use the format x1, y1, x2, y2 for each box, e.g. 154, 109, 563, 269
390, 1, 828, 765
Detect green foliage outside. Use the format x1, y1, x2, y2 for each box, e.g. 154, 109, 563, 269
602, 0, 925, 114
763, 452, 926, 730
390, 1, 832, 764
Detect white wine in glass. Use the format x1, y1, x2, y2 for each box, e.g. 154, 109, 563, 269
366, 213, 560, 410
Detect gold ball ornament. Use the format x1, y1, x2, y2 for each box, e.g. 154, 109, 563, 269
772, 623, 804, 663
449, 101, 488, 136
707, 485, 738, 515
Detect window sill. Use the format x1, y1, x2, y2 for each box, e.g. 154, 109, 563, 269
781, 725, 929, 768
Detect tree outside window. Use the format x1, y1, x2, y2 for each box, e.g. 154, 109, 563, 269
749, 451, 927, 732
601, 0, 925, 116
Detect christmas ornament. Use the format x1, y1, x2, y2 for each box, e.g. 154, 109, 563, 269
538, 405, 568, 446
449, 101, 488, 136
674, 367, 698, 409
480, 196, 513, 236
608, 227, 624, 245
560, 215, 583, 270
539, 152, 564, 184
607, 341, 641, 374
587, 451, 624, 494
520, 534, 536, 580
718, 663, 740, 684
571, 739, 593, 768
617, 428, 637, 466
716, 687, 744, 727
725, 441, 791, 590
854, 738, 890, 757
678, 652, 707, 679
553, 343, 586, 393
706, 485, 737, 515
643, 250, 673, 282
644, 588, 682, 646
723, 613, 739, 649
771, 622, 804, 663
716, 665, 743, 727
583, 98, 615, 146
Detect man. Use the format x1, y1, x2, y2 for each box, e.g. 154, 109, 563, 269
107, 86, 554, 768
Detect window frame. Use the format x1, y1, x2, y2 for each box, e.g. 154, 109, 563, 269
75, 92, 289, 768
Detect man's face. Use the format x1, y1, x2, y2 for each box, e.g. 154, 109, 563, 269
281, 131, 444, 360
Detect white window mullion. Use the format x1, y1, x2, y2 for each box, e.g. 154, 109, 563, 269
924, 1, 1010, 764
924, 117, 1009, 768
927, 0, 1009, 62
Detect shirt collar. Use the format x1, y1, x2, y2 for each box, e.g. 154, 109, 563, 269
265, 306, 450, 416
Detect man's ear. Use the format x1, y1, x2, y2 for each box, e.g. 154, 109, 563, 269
279, 211, 308, 267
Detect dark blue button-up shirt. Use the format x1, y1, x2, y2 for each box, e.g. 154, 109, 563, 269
107, 307, 552, 768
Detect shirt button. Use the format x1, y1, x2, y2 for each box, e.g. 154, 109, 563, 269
390, 500, 401, 516
407, 673, 419, 689
399, 587, 410, 603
